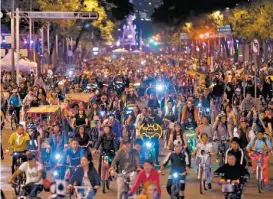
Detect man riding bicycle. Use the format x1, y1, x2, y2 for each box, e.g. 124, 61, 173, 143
160, 140, 190, 199
8, 153, 43, 198
110, 140, 141, 199
8, 124, 30, 173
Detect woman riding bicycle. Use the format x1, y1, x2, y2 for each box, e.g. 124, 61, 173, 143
247, 129, 272, 188
72, 107, 88, 128
67, 155, 100, 199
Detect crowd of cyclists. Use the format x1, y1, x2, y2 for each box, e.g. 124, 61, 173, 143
1, 54, 273, 199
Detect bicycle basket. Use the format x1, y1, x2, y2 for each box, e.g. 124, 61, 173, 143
221, 184, 235, 193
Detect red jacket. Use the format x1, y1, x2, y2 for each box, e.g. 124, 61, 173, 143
130, 168, 161, 195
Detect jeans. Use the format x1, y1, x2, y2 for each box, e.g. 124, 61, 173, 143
196, 156, 212, 183
117, 171, 137, 199
29, 184, 43, 197
77, 188, 95, 199
166, 170, 186, 195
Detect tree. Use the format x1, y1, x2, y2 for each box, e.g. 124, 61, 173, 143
228, 0, 273, 40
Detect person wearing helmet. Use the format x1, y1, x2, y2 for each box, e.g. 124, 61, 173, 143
247, 128, 272, 188
237, 117, 251, 149
160, 140, 190, 199
26, 124, 40, 151
8, 89, 22, 124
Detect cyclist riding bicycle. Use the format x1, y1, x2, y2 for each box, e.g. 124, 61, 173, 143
8, 89, 22, 123
110, 140, 141, 199
93, 126, 117, 176
214, 153, 250, 199
181, 100, 199, 130
8, 153, 43, 198
58, 138, 86, 179
8, 124, 30, 173
247, 129, 272, 188
129, 159, 161, 197
67, 155, 100, 199
192, 133, 214, 189
225, 137, 245, 166
160, 140, 190, 199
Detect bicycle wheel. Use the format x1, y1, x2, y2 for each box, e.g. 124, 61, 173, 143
199, 166, 204, 194
257, 167, 262, 193
11, 114, 17, 130
13, 173, 25, 195
106, 179, 110, 190
120, 192, 128, 199
170, 184, 179, 199
102, 168, 107, 193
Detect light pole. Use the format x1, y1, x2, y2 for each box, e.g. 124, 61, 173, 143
11, 0, 15, 81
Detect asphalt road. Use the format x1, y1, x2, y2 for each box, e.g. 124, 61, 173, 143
1, 120, 273, 199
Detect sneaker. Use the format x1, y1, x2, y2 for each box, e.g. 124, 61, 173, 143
208, 183, 212, 189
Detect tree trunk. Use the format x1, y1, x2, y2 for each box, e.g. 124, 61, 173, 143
73, 28, 85, 53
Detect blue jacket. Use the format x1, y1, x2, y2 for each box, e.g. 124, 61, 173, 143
61, 147, 85, 166
48, 131, 68, 152
8, 95, 22, 108
111, 120, 122, 139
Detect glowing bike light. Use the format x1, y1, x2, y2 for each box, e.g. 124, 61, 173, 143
156, 84, 163, 91
55, 154, 61, 160
198, 103, 201, 107
145, 142, 152, 148
206, 108, 210, 112
173, 173, 178, 178
53, 171, 58, 177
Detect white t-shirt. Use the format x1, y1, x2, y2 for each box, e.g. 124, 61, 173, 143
196, 142, 213, 157
82, 171, 92, 187
19, 161, 43, 185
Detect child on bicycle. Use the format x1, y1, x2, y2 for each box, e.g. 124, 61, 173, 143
192, 133, 214, 189
247, 128, 272, 188
159, 140, 190, 199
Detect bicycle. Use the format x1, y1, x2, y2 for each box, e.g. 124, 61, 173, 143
101, 151, 114, 193
197, 150, 211, 194
52, 164, 77, 181
118, 170, 137, 199
11, 152, 26, 195
9, 106, 18, 130
12, 182, 43, 199
214, 138, 229, 167
69, 186, 95, 199
250, 151, 266, 193
79, 142, 91, 154
170, 172, 187, 199
143, 141, 156, 163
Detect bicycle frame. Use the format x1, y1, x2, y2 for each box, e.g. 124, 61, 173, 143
254, 153, 264, 181
101, 153, 112, 182
197, 153, 210, 181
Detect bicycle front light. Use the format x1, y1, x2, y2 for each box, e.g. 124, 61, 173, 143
53, 171, 59, 177
198, 103, 201, 108
156, 84, 164, 91
206, 108, 210, 112
145, 142, 152, 148
173, 173, 178, 178
55, 153, 61, 160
